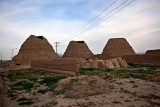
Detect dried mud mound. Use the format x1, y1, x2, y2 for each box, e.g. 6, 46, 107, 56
63, 41, 94, 59
55, 75, 108, 98
145, 49, 160, 55
11, 35, 60, 66
102, 38, 135, 56
80, 57, 129, 69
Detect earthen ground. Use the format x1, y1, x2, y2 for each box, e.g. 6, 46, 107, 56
0, 66, 160, 107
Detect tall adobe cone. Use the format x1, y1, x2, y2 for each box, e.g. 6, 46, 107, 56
63, 41, 94, 59
102, 38, 135, 56
11, 35, 60, 66
145, 49, 160, 55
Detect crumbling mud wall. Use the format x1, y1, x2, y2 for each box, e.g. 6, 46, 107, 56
11, 35, 60, 66
102, 38, 135, 56
31, 58, 80, 76
63, 41, 94, 59
145, 49, 160, 55
94, 54, 160, 65
121, 55, 160, 65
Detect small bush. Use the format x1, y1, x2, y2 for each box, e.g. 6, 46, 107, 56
38, 89, 47, 94
17, 97, 27, 101
16, 80, 34, 90
70, 79, 79, 82
39, 76, 66, 85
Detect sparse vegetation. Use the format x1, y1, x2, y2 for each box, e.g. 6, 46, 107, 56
79, 67, 160, 82
39, 76, 66, 85
70, 78, 79, 82
15, 80, 34, 90
38, 89, 48, 94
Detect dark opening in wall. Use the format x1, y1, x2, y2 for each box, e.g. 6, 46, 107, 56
16, 64, 21, 66
77, 41, 84, 43
37, 36, 44, 40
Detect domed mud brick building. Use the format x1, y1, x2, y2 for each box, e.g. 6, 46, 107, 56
102, 38, 135, 56
11, 35, 60, 66
63, 41, 94, 59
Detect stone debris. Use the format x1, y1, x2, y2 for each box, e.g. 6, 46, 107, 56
80, 57, 129, 69
63, 41, 94, 59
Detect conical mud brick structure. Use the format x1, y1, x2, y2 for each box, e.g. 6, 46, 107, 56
102, 38, 135, 56
63, 41, 94, 59
11, 35, 60, 66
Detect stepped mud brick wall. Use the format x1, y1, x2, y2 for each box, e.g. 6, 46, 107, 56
102, 38, 135, 56
11, 35, 60, 66
145, 49, 160, 55
63, 41, 94, 59
31, 58, 80, 76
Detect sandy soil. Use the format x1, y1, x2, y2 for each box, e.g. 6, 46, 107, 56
0, 69, 160, 107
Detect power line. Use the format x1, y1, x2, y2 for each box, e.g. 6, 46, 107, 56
61, 0, 135, 42
59, 0, 118, 43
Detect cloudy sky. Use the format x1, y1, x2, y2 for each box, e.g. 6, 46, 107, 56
0, 0, 160, 60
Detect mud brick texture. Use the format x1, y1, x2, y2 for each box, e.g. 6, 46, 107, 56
31, 58, 80, 76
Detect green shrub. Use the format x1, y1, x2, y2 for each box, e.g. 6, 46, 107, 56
16, 80, 34, 90
69, 79, 79, 82
38, 89, 47, 94
39, 76, 66, 85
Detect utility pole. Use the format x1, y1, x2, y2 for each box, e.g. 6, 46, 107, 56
12, 48, 17, 59
0, 53, 2, 64
54, 42, 60, 54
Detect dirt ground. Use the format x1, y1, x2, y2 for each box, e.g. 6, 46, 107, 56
0, 65, 160, 107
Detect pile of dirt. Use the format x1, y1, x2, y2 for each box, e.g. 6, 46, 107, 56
102, 38, 135, 56
55, 75, 108, 98
11, 35, 60, 66
80, 57, 129, 69
63, 41, 94, 59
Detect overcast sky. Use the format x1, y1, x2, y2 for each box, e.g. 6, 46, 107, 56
0, 0, 160, 60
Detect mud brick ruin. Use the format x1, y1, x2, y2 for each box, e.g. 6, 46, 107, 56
11, 35, 60, 66
63, 41, 94, 59
145, 49, 160, 55
102, 38, 135, 56
31, 58, 80, 76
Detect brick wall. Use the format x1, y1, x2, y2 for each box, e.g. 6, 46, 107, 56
31, 58, 80, 76
94, 54, 160, 65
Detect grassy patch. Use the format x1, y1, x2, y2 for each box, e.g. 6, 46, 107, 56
17, 97, 27, 101
15, 80, 34, 90
38, 89, 48, 94
18, 99, 34, 105
79, 68, 160, 82
39, 76, 66, 85
128, 63, 160, 69
69, 79, 79, 82
7, 69, 44, 80
79, 68, 112, 76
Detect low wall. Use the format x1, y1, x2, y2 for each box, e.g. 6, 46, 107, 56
94, 55, 160, 65
0, 75, 3, 107
121, 55, 160, 65
31, 58, 80, 76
